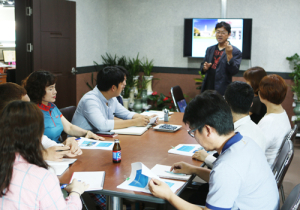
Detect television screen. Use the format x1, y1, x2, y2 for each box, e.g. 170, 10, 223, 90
184, 18, 252, 59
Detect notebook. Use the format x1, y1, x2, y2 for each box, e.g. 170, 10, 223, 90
47, 158, 77, 176
70, 171, 105, 191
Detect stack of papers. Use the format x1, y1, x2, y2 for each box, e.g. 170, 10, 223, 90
111, 125, 151, 135
168, 144, 203, 156
70, 171, 105, 191
151, 164, 206, 183
47, 158, 77, 175
77, 138, 114, 150
141, 110, 174, 121
117, 162, 184, 194
151, 164, 190, 181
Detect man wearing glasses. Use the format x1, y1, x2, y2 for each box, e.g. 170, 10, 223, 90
149, 91, 279, 210
200, 21, 242, 95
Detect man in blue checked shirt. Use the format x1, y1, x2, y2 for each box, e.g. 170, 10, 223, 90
149, 90, 279, 210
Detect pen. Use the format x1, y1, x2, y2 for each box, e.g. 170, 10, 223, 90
60, 184, 68, 189
75, 138, 81, 140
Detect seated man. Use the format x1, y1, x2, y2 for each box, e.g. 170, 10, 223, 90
0, 82, 81, 161
193, 81, 267, 167
149, 90, 279, 210
72, 66, 152, 132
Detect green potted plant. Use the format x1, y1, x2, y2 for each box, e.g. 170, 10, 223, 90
141, 57, 154, 95
193, 71, 205, 91
286, 53, 300, 120
127, 53, 142, 96
101, 53, 117, 67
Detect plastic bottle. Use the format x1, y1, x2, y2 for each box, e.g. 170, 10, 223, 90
113, 139, 121, 163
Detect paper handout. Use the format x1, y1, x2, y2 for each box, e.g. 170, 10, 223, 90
151, 164, 206, 183
168, 144, 203, 156
111, 125, 151, 135
47, 158, 77, 176
141, 111, 174, 121
78, 138, 114, 150
117, 162, 185, 194
151, 164, 191, 181
70, 171, 105, 191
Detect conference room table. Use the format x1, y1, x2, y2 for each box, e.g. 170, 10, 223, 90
59, 112, 203, 210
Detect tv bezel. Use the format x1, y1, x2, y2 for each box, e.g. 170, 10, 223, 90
183, 18, 252, 59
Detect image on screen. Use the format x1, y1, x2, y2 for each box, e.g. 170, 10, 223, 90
177, 99, 187, 113
192, 19, 243, 57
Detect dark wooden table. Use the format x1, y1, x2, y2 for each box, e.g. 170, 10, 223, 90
59, 113, 202, 209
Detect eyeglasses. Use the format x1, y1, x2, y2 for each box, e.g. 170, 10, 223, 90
187, 127, 200, 138
216, 31, 228, 35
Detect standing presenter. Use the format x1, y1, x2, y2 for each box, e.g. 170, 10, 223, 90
200, 21, 242, 95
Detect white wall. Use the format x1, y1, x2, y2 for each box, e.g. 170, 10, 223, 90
76, 0, 300, 72
227, 0, 300, 72
107, 0, 220, 69
75, 0, 108, 67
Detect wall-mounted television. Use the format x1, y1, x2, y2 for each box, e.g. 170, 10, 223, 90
184, 18, 252, 59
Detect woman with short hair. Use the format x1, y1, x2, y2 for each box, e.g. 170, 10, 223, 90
243, 66, 267, 124
258, 74, 291, 166
0, 101, 88, 209
23, 71, 103, 143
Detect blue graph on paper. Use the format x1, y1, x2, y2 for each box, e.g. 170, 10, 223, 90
96, 142, 113, 147
129, 170, 149, 188
177, 146, 195, 152
81, 141, 97, 147
165, 181, 174, 188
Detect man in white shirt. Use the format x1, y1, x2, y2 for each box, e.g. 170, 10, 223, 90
72, 66, 154, 132
193, 81, 266, 168
0, 82, 81, 161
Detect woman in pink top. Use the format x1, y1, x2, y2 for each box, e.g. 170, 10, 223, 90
0, 101, 89, 209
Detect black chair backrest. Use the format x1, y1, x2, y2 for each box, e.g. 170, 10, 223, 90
59, 106, 76, 141
281, 183, 300, 210
60, 106, 76, 123
272, 140, 294, 189
170, 86, 185, 112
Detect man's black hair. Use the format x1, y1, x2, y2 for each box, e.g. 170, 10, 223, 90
97, 66, 126, 91
183, 90, 234, 135
114, 65, 129, 78
215, 21, 231, 34
224, 81, 254, 114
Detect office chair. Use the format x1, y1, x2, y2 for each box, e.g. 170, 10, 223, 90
281, 184, 300, 210
59, 106, 77, 142
272, 140, 294, 203
170, 86, 186, 112
290, 124, 298, 143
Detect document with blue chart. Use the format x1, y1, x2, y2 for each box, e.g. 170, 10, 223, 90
117, 162, 185, 194
78, 138, 114, 150
168, 144, 203, 156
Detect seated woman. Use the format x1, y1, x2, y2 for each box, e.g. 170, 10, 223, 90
0, 82, 81, 161
243, 66, 267, 124
0, 101, 88, 209
23, 71, 104, 143
258, 74, 291, 166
